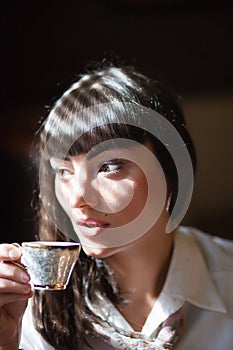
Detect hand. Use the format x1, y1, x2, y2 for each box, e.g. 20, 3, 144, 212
0, 244, 33, 347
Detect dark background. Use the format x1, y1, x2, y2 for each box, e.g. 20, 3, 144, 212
1, 0, 232, 243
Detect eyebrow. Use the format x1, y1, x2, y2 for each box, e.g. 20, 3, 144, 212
56, 156, 72, 162
86, 144, 132, 161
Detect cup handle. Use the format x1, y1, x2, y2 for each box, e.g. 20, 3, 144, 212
10, 260, 27, 271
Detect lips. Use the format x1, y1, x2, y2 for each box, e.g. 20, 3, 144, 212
78, 218, 109, 228
75, 218, 110, 237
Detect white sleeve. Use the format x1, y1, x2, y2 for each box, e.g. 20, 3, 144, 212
19, 299, 54, 350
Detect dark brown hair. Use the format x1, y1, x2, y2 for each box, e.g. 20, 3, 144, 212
33, 61, 196, 349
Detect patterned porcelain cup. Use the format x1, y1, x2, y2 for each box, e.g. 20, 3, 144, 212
21, 241, 81, 291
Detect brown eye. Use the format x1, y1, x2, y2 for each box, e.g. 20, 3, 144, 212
55, 168, 72, 179
98, 159, 124, 174
99, 163, 120, 173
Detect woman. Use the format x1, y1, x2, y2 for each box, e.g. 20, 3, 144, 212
0, 62, 232, 350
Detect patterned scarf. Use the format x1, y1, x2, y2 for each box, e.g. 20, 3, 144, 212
85, 306, 184, 350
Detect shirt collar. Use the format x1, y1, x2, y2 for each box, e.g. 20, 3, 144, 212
162, 226, 227, 314
141, 226, 226, 336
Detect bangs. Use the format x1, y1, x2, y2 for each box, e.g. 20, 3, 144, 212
41, 102, 148, 160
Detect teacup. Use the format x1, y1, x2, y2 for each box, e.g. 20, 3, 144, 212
21, 241, 81, 291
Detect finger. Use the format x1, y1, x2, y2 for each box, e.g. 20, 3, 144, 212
11, 243, 21, 248
0, 244, 22, 261
0, 278, 32, 295
0, 262, 30, 283
0, 291, 33, 307
8, 261, 27, 271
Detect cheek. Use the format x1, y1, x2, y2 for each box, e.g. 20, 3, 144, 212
96, 178, 135, 213
121, 175, 148, 218
101, 173, 148, 226
55, 178, 70, 213
132, 177, 148, 207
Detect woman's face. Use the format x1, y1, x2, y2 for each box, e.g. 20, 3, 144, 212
50, 142, 167, 257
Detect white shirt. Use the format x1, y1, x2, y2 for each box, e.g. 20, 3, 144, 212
20, 226, 233, 349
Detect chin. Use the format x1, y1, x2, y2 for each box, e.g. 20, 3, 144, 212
81, 244, 121, 259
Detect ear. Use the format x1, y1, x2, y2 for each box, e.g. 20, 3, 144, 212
166, 192, 172, 212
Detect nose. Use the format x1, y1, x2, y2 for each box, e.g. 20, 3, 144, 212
67, 175, 99, 209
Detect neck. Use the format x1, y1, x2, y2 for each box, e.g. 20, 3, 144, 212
104, 213, 174, 331
105, 214, 174, 303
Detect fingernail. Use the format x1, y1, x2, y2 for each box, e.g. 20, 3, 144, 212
23, 284, 30, 293
21, 272, 29, 282
9, 248, 20, 259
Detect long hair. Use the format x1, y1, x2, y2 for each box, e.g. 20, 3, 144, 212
33, 61, 197, 349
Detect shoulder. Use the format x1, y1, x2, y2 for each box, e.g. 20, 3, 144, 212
178, 226, 233, 315
178, 226, 233, 269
